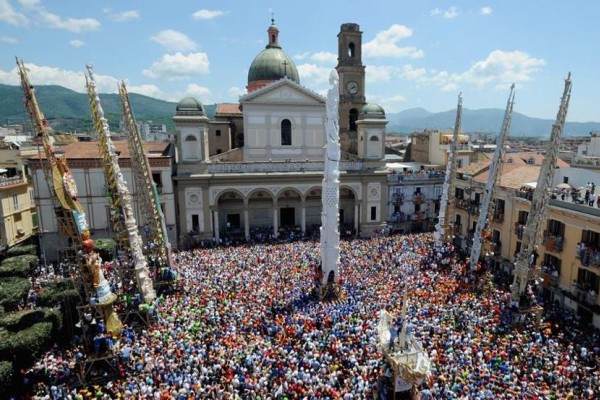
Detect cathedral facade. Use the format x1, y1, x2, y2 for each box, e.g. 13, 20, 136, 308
173, 21, 389, 245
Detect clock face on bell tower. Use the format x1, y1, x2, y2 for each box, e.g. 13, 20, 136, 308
346, 81, 359, 95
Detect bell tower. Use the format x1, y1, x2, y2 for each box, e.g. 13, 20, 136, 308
336, 23, 366, 155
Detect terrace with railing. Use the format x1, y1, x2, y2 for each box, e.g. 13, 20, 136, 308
577, 246, 600, 268
543, 231, 564, 253
456, 199, 480, 215
387, 170, 445, 182
206, 160, 364, 174
0, 175, 25, 188
514, 223, 525, 240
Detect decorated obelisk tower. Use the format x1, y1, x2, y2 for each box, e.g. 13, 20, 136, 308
320, 70, 341, 287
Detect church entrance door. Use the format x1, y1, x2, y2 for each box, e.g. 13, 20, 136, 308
280, 207, 295, 227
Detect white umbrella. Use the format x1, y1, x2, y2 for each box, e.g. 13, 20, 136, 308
555, 183, 572, 190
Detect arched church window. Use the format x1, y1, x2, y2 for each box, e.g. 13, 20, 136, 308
185, 135, 197, 141
348, 43, 355, 58
349, 109, 359, 131
369, 136, 379, 141
281, 119, 292, 146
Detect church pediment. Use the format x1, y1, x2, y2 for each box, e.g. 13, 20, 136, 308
240, 78, 325, 106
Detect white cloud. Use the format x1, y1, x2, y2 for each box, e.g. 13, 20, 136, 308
143, 52, 210, 81
126, 83, 165, 99
184, 83, 211, 100
400, 64, 427, 81
294, 52, 311, 60
363, 24, 424, 59
366, 94, 407, 114
365, 65, 399, 83
429, 8, 441, 16
443, 6, 459, 19
150, 30, 197, 52
17, 0, 99, 32
0, 0, 29, 26
40, 12, 100, 33
400, 50, 545, 91
296, 63, 332, 86
192, 9, 226, 20
310, 51, 337, 64
69, 39, 85, 48
0, 61, 182, 102
466, 50, 546, 86
385, 95, 407, 103
480, 6, 493, 15
0, 62, 116, 93
17, 0, 39, 7
1, 35, 18, 43
109, 10, 139, 23
228, 86, 246, 98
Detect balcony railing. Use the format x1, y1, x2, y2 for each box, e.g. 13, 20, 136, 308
0, 175, 25, 188
516, 189, 533, 201
456, 199, 480, 214
514, 223, 525, 240
391, 193, 404, 205
573, 282, 598, 305
577, 247, 600, 267
206, 160, 364, 174
491, 212, 504, 223
543, 232, 564, 253
388, 172, 445, 182
541, 272, 559, 288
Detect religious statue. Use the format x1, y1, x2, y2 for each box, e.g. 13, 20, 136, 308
58, 158, 78, 201
326, 70, 341, 166
85, 251, 104, 288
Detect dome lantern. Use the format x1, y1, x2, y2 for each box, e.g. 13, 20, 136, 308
247, 19, 299, 92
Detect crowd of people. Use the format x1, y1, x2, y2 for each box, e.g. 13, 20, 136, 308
21, 233, 600, 399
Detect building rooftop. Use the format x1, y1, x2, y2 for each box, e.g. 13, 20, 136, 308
215, 103, 242, 116
474, 163, 542, 190
30, 141, 171, 160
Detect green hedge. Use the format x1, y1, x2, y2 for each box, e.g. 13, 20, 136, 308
0, 310, 44, 331
0, 277, 31, 311
2, 254, 39, 269
0, 322, 53, 363
0, 261, 29, 278
0, 360, 14, 394
43, 308, 63, 333
94, 238, 116, 261
36, 279, 79, 307
6, 244, 38, 257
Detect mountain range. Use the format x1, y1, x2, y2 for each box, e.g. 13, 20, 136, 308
386, 107, 600, 137
1, 84, 598, 137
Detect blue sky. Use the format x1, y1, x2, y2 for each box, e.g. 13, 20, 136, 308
0, 0, 598, 122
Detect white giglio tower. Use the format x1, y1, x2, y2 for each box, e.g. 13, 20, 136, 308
320, 70, 341, 291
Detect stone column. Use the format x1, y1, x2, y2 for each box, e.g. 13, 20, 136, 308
213, 210, 220, 240
273, 203, 278, 238
244, 207, 250, 240
354, 203, 360, 231
301, 202, 306, 233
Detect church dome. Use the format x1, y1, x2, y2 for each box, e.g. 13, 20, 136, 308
175, 97, 205, 116
359, 103, 386, 119
247, 20, 299, 90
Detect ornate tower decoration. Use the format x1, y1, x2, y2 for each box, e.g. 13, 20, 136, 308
336, 23, 366, 155
320, 70, 341, 295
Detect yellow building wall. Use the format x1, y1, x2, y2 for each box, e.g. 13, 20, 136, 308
0, 182, 37, 248
449, 182, 600, 326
